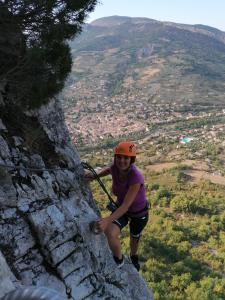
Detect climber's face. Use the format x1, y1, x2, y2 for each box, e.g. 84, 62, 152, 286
115, 155, 131, 171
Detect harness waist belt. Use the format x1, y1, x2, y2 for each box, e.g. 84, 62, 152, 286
127, 202, 149, 216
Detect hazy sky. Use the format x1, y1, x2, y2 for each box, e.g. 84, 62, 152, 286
87, 0, 225, 31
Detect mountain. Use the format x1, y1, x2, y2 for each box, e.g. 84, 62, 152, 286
63, 16, 225, 145
0, 85, 152, 299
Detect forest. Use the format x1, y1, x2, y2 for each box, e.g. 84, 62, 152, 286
82, 139, 225, 300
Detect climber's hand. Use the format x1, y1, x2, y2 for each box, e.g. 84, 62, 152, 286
97, 217, 110, 232
84, 172, 95, 182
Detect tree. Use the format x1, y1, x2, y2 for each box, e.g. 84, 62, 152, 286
0, 0, 98, 108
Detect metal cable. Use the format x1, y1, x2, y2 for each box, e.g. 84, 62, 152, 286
0, 160, 117, 208
0, 161, 115, 204
0, 163, 75, 172
81, 161, 117, 206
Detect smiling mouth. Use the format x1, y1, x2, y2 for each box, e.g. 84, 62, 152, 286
118, 162, 129, 169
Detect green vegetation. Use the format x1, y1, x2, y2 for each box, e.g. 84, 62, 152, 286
83, 139, 225, 300
0, 0, 97, 109
174, 116, 225, 131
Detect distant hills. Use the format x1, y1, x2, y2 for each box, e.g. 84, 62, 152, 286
65, 16, 225, 108
62, 16, 225, 144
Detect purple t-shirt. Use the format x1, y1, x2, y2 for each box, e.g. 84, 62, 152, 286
110, 163, 147, 215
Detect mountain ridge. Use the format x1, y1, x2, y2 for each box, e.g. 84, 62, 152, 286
90, 15, 160, 27
89, 15, 225, 42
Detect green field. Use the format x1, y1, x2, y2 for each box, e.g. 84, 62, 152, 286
82, 139, 225, 300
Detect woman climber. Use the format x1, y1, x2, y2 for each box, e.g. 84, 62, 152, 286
85, 141, 149, 271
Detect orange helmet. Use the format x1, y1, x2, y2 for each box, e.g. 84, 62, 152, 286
114, 141, 136, 157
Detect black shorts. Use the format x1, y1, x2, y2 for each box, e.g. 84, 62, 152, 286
113, 213, 149, 239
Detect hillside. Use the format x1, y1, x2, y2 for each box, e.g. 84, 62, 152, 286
63, 16, 225, 145
80, 132, 225, 300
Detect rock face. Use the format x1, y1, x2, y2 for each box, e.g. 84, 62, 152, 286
0, 97, 153, 299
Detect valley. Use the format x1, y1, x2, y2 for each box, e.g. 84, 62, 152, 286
61, 16, 225, 299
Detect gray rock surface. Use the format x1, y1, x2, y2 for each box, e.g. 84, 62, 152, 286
0, 98, 153, 299
0, 251, 17, 298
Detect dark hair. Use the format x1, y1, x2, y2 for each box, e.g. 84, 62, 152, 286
130, 157, 136, 164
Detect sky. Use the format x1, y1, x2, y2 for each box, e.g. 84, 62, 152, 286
87, 0, 225, 32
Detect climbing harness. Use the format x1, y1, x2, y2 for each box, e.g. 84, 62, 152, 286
81, 162, 150, 233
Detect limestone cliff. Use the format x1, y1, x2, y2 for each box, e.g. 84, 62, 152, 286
0, 85, 153, 299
